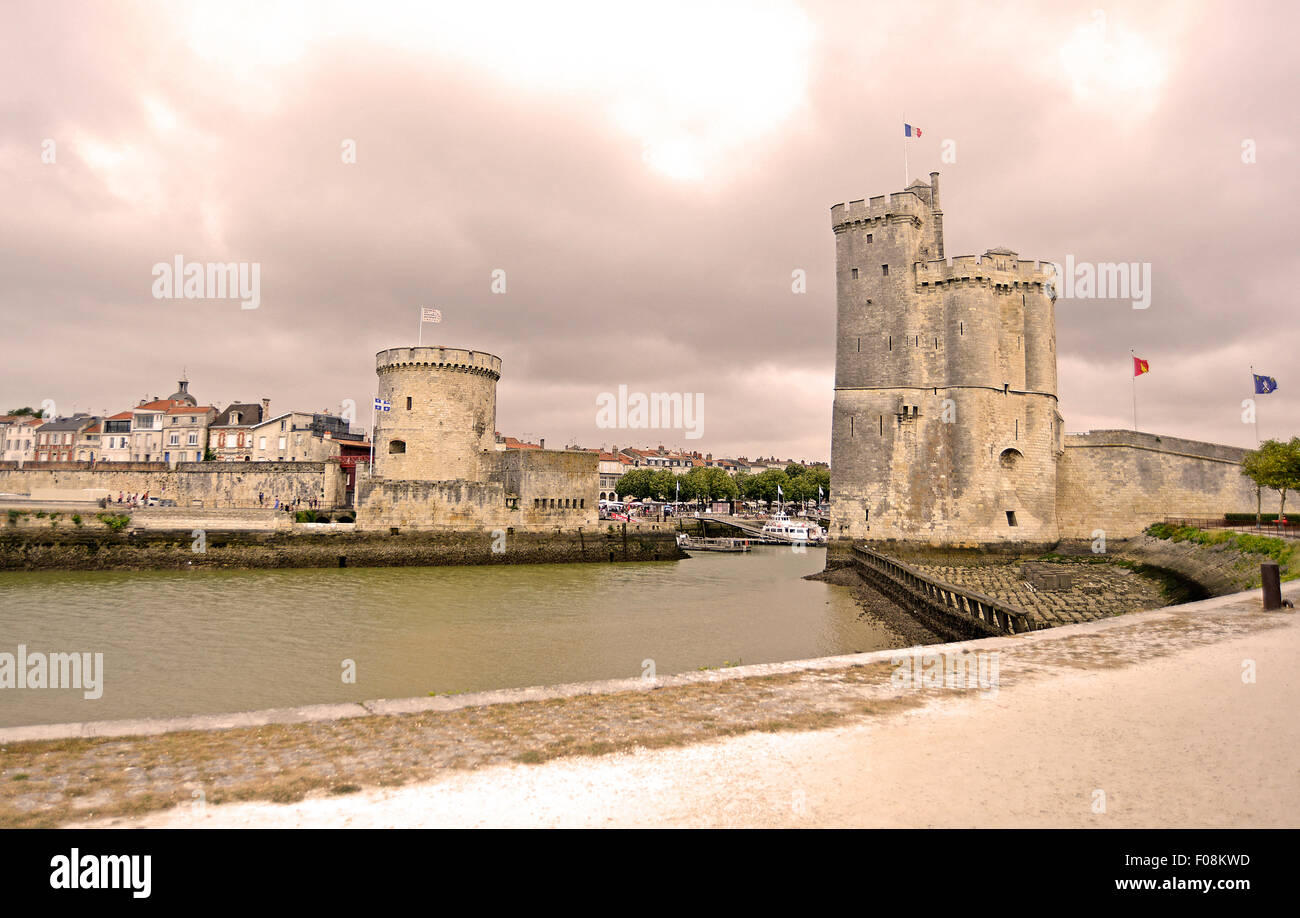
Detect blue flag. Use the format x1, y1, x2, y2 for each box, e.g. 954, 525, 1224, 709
1254, 374, 1278, 395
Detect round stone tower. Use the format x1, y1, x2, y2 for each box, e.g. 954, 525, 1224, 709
373, 346, 502, 482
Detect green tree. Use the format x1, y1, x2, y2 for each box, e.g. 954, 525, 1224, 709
683, 466, 739, 503
5, 407, 37, 417
746, 469, 790, 505
650, 469, 678, 501
615, 468, 653, 500
1242, 438, 1300, 523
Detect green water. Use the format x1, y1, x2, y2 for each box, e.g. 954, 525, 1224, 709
0, 548, 910, 727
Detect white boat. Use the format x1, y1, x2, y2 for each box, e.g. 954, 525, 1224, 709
760, 512, 826, 544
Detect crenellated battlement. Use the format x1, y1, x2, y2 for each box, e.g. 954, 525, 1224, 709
376, 346, 502, 379
914, 251, 1055, 290
831, 189, 931, 233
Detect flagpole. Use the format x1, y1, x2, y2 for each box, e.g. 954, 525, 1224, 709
369, 399, 376, 474
418, 309, 423, 347
902, 113, 909, 186
1131, 349, 1138, 431
1251, 365, 1260, 445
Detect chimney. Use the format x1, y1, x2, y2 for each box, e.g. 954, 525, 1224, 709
539, 438, 545, 450
929, 171, 944, 259
261, 397, 270, 419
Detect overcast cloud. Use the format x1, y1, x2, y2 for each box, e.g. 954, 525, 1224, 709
1, 0, 1295, 461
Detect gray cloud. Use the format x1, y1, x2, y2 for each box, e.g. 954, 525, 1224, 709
1, 0, 1295, 460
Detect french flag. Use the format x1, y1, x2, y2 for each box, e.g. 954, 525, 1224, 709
904, 123, 922, 138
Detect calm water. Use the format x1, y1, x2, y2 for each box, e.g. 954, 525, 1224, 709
0, 548, 909, 727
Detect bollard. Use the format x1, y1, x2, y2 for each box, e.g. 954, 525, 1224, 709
1261, 562, 1282, 610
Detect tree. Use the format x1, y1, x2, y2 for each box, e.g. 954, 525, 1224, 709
649, 469, 678, 501
616, 468, 653, 500
5, 407, 37, 417
746, 469, 790, 505
683, 466, 739, 504
1241, 438, 1300, 524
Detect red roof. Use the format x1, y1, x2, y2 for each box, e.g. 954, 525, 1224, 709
500, 437, 542, 450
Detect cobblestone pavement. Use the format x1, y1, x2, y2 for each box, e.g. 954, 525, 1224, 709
909, 560, 1168, 627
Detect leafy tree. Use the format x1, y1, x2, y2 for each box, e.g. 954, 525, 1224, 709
682, 466, 739, 503
5, 407, 37, 417
650, 469, 678, 501
615, 468, 653, 500
785, 463, 804, 479
1242, 438, 1300, 524
745, 469, 790, 505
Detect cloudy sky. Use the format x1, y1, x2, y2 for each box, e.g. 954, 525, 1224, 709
1, 0, 1295, 462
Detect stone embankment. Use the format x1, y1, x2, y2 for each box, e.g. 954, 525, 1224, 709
0, 524, 683, 571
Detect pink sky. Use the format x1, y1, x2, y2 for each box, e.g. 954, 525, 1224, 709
1, 0, 1295, 461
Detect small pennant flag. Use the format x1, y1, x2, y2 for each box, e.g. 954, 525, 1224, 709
904, 123, 922, 138
777, 484, 784, 497
373, 398, 391, 412
1254, 374, 1278, 394
1133, 356, 1150, 377
421, 307, 442, 323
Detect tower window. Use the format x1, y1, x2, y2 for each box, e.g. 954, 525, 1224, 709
388, 439, 406, 454
849, 416, 854, 437
851, 268, 859, 279
1006, 511, 1018, 527
856, 337, 860, 352
866, 234, 873, 243
881, 264, 889, 276
879, 415, 883, 435
406, 397, 412, 410
888, 335, 892, 351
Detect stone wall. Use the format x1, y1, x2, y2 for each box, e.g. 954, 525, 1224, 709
0, 525, 683, 571
354, 478, 514, 531
499, 449, 599, 528
0, 461, 345, 509
355, 449, 598, 531
1055, 430, 1278, 538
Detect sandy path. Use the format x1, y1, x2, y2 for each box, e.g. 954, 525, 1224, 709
86, 607, 1299, 828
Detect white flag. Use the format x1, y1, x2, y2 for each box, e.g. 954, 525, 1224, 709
421, 307, 442, 323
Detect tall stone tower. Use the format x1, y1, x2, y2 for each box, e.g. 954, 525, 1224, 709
829, 173, 1062, 544
373, 346, 502, 482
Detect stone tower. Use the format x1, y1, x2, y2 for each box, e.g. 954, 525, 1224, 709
829, 173, 1062, 544
373, 346, 502, 482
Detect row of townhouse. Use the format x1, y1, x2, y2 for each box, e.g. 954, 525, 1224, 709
1, 379, 368, 469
